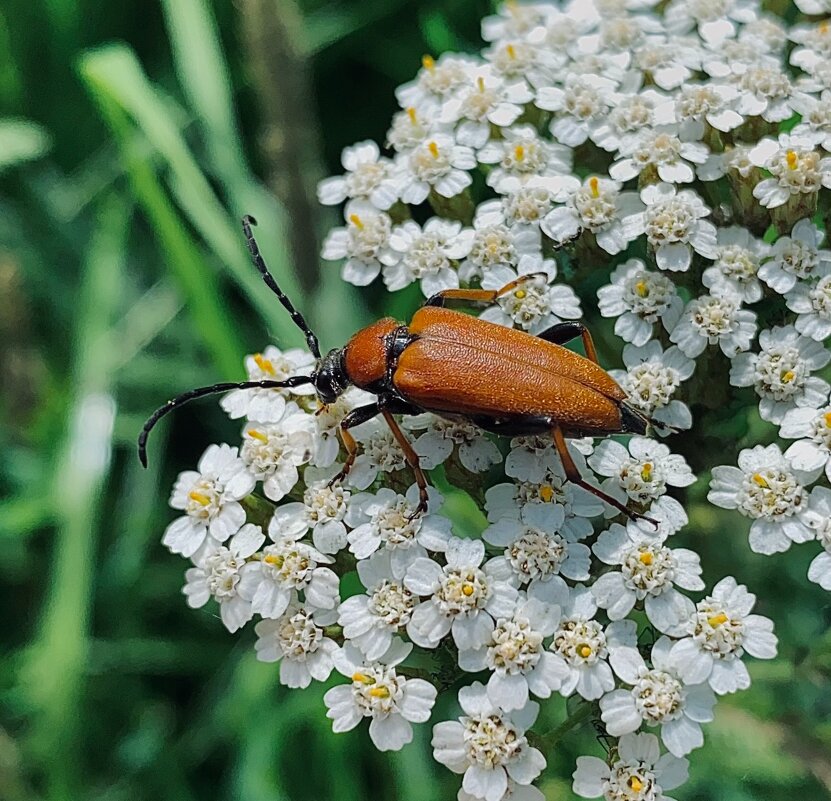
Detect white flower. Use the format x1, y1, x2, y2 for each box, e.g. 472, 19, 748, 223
317, 140, 399, 210
387, 105, 435, 153
627, 183, 717, 272
749, 135, 831, 209
321, 200, 395, 286
573, 732, 689, 801
540, 176, 644, 255
485, 39, 558, 88
254, 602, 339, 688
483, 514, 592, 602
592, 523, 702, 633
478, 125, 573, 194
182, 523, 265, 633
546, 585, 638, 701
246, 515, 340, 618
729, 325, 831, 423
485, 470, 603, 543
347, 418, 409, 489
609, 341, 695, 433
384, 218, 471, 296
659, 82, 744, 140
733, 63, 796, 123
629, 36, 702, 91
396, 53, 480, 115
404, 413, 502, 472
535, 73, 617, 147
597, 260, 683, 346
785, 274, 831, 342
669, 291, 757, 359
439, 70, 533, 148
338, 550, 417, 660
794, 0, 831, 13
701, 226, 769, 304
790, 90, 831, 152
405, 537, 519, 650
479, 265, 582, 334
669, 576, 778, 694
270, 465, 350, 555
602, 637, 716, 757
505, 435, 587, 485
761, 218, 831, 293
459, 597, 569, 710
456, 211, 547, 282
396, 134, 477, 204
432, 683, 545, 801
164, 443, 255, 558
325, 640, 437, 751
591, 89, 664, 152
708, 444, 817, 555
476, 187, 555, 231
588, 437, 695, 514
780, 404, 831, 482
481, 3, 552, 43
344, 485, 452, 577
610, 129, 709, 185
239, 411, 313, 503
220, 346, 315, 422
804, 486, 831, 590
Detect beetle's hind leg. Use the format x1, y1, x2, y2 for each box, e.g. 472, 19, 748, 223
551, 423, 657, 528
536, 321, 600, 365
380, 410, 429, 518
423, 272, 549, 308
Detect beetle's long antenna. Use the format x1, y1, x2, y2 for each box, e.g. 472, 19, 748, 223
137, 376, 314, 467
242, 216, 321, 359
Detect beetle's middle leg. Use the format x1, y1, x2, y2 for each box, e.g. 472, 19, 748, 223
380, 409, 429, 518
424, 272, 549, 308
535, 321, 600, 365
550, 422, 656, 526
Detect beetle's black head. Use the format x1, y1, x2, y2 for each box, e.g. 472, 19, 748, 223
314, 347, 350, 404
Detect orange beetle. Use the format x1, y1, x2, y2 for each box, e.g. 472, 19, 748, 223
139, 217, 650, 522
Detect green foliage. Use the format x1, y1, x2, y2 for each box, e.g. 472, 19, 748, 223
1, 1, 829, 800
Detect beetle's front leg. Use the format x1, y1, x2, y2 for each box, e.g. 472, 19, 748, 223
550, 422, 657, 527
424, 272, 549, 308
380, 409, 429, 519
329, 402, 381, 486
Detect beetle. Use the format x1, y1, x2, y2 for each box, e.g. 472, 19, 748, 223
139, 216, 654, 523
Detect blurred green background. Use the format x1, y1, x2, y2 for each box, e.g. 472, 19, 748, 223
1, 1, 830, 799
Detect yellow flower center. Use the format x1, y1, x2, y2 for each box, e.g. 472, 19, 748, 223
579, 644, 592, 658
253, 353, 275, 374
539, 484, 555, 503
188, 491, 211, 506
589, 176, 600, 197
514, 144, 525, 162
349, 213, 364, 230
635, 280, 649, 297
406, 106, 417, 124
786, 150, 799, 170
462, 583, 475, 597
428, 140, 440, 158
422, 54, 435, 71
824, 411, 831, 428
506, 43, 517, 60
264, 554, 285, 569
639, 551, 654, 566
708, 612, 729, 628
752, 473, 769, 488
641, 462, 653, 482
781, 369, 795, 383
247, 429, 268, 443
352, 672, 374, 684
368, 686, 390, 698
514, 289, 527, 299
477, 76, 486, 92
629, 776, 644, 793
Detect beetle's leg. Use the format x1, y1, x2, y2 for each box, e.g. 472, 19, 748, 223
329, 403, 381, 486
535, 321, 599, 365
551, 423, 657, 527
424, 272, 549, 308
380, 409, 429, 518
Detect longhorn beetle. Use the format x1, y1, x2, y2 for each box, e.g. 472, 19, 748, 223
139, 216, 655, 524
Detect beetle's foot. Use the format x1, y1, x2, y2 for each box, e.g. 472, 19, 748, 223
406, 498, 429, 521
628, 509, 659, 529
328, 467, 350, 488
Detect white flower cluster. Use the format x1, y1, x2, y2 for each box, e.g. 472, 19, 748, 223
153, 0, 831, 795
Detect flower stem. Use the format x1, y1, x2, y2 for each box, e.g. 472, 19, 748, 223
536, 701, 596, 752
